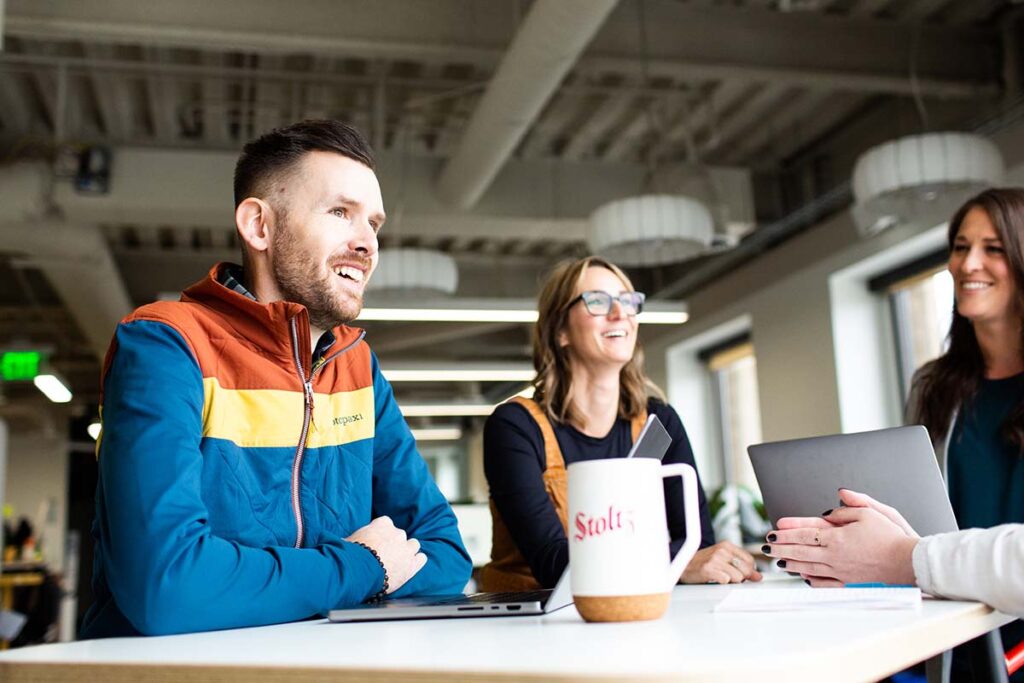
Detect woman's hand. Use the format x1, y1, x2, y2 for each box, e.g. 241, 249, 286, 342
830, 488, 918, 538
766, 489, 919, 587
681, 540, 763, 584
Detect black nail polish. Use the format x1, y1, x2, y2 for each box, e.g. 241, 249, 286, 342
767, 533, 777, 542
821, 508, 833, 516
776, 559, 787, 569
804, 579, 811, 586
761, 544, 771, 555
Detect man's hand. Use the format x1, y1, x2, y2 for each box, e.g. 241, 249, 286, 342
680, 540, 763, 584
346, 516, 427, 594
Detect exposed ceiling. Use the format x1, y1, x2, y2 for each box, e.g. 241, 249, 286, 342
0, 0, 1019, 434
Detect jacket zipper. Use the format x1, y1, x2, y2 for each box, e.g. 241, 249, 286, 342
288, 319, 367, 549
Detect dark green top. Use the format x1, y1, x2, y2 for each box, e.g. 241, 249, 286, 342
948, 372, 1024, 679
948, 372, 1024, 529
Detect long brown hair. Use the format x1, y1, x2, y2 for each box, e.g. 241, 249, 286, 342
531, 256, 664, 426
913, 188, 1024, 453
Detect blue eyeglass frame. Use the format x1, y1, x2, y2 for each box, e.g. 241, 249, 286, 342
568, 290, 646, 316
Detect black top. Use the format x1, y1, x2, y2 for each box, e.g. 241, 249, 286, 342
483, 398, 715, 588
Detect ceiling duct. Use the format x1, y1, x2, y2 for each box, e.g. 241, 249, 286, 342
435, 0, 617, 209
0, 162, 133, 360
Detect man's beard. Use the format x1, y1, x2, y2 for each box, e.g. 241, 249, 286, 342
271, 220, 365, 330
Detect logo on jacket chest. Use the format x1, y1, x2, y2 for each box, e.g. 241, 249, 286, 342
199, 378, 376, 447
332, 413, 364, 427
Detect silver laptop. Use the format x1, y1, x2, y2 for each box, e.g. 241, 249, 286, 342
328, 568, 573, 622
748, 425, 958, 536
328, 417, 675, 624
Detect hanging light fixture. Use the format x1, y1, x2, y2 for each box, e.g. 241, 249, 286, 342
851, 132, 1004, 237
587, 194, 715, 266
366, 248, 458, 297
582, 0, 738, 268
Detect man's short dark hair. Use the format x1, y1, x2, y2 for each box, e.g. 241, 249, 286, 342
233, 119, 375, 208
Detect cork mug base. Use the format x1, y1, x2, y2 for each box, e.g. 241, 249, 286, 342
574, 592, 671, 623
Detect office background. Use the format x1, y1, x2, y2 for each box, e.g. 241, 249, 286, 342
0, 0, 1022, 640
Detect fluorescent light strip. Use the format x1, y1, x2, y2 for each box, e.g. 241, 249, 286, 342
162, 295, 688, 324
360, 308, 537, 323
400, 386, 535, 417
638, 311, 689, 324
383, 369, 535, 382
34, 374, 72, 403
401, 404, 496, 417
410, 427, 463, 441
359, 308, 687, 325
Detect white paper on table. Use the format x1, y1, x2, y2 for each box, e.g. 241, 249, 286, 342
714, 587, 922, 612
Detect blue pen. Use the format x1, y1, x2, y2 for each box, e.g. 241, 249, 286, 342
845, 582, 915, 588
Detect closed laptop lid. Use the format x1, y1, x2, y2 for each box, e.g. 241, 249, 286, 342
748, 425, 958, 537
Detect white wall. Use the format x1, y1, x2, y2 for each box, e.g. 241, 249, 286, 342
658, 227, 848, 447
665, 315, 750, 491
653, 123, 1024, 454
4, 430, 69, 571
658, 211, 969, 451
829, 225, 946, 434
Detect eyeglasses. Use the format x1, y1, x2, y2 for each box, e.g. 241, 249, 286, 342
569, 290, 646, 317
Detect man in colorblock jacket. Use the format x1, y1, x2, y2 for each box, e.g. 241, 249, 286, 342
81, 120, 472, 637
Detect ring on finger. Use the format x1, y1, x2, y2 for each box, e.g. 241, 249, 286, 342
729, 557, 743, 570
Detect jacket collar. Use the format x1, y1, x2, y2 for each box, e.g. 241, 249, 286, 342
181, 263, 365, 361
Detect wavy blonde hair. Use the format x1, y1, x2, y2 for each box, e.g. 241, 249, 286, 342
531, 256, 664, 425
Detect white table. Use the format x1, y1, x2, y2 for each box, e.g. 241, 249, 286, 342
0, 579, 1012, 683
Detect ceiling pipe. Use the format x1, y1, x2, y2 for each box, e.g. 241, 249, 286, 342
653, 183, 853, 300
435, 0, 618, 210
654, 94, 1024, 301
0, 162, 133, 359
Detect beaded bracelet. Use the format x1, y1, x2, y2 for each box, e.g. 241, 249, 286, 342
353, 541, 389, 601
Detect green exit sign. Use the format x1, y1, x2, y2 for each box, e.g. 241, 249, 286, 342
1, 351, 42, 381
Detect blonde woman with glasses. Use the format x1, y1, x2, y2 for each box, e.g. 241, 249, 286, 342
479, 256, 761, 591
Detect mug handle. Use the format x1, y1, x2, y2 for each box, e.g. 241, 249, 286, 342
661, 463, 702, 591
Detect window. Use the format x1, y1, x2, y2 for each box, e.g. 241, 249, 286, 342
870, 250, 952, 402
706, 341, 763, 498
699, 336, 768, 544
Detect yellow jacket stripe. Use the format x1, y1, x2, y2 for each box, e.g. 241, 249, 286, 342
201, 377, 376, 448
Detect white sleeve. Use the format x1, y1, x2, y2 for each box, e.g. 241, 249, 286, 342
912, 524, 1024, 617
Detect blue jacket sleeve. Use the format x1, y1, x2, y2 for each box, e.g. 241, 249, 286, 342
97, 320, 384, 635
368, 352, 472, 596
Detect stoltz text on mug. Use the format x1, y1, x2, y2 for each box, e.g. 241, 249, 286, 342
567, 458, 701, 622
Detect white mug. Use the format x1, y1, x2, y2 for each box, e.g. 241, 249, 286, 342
567, 457, 701, 622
